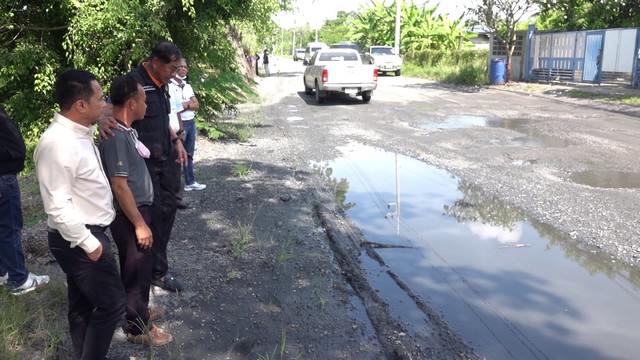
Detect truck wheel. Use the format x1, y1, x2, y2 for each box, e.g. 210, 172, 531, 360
304, 79, 313, 95
395, 69, 401, 76
315, 81, 325, 104
362, 91, 372, 103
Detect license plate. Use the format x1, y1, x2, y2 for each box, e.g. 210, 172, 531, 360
345, 88, 358, 94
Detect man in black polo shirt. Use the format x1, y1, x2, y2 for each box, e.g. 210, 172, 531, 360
103, 41, 187, 292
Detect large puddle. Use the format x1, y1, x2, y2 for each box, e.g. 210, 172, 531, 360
314, 144, 640, 360
421, 115, 571, 148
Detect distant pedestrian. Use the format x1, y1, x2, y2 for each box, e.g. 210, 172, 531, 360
100, 74, 172, 347
594, 48, 603, 85
263, 49, 270, 76
35, 69, 126, 359
0, 106, 49, 296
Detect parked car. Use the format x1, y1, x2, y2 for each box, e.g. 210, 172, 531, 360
363, 45, 403, 76
303, 41, 328, 65
303, 48, 378, 104
293, 48, 305, 61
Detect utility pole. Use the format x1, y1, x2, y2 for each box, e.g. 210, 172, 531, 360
394, 0, 401, 54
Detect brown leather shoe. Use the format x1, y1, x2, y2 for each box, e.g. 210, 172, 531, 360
148, 306, 165, 321
127, 324, 173, 346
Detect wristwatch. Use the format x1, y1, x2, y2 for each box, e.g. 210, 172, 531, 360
176, 129, 184, 136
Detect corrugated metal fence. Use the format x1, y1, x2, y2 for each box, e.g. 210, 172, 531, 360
493, 26, 640, 87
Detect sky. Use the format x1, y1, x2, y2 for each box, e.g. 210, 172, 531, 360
275, 0, 470, 29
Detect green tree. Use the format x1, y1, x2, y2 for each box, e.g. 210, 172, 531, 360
0, 0, 290, 166
468, 0, 539, 82
536, 0, 640, 30
349, 0, 472, 53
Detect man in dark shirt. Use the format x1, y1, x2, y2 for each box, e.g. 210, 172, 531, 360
128, 41, 188, 292
0, 106, 49, 295
100, 41, 187, 292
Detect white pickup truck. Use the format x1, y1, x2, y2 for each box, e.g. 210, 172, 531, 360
363, 45, 403, 76
303, 48, 378, 104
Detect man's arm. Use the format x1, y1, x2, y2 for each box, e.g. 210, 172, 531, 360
169, 126, 188, 165
98, 103, 122, 140
110, 177, 153, 249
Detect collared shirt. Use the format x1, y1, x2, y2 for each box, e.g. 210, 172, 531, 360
34, 113, 115, 253
168, 78, 196, 121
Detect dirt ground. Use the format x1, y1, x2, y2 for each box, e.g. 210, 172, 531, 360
20, 72, 639, 359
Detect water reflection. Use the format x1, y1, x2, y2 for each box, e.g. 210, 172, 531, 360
318, 144, 640, 360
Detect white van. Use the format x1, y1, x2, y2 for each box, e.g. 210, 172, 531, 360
303, 42, 328, 65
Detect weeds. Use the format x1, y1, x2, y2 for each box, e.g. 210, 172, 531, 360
227, 269, 242, 281
233, 161, 252, 177
256, 330, 301, 360
0, 284, 66, 359
231, 222, 252, 257
276, 234, 295, 266
231, 204, 264, 258
566, 90, 640, 105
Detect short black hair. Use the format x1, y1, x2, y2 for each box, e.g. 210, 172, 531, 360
110, 74, 141, 107
149, 41, 182, 64
54, 69, 98, 111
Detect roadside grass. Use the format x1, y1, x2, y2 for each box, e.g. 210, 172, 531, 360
566, 90, 640, 105
275, 234, 296, 266
18, 172, 46, 227
227, 269, 242, 281
0, 283, 66, 359
231, 204, 263, 258
197, 107, 263, 142
255, 330, 301, 360
233, 161, 252, 177
403, 59, 488, 85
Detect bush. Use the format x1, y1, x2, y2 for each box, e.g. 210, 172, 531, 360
403, 49, 489, 85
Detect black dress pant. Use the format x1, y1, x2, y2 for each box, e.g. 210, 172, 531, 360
110, 206, 153, 335
48, 228, 125, 360
145, 153, 181, 281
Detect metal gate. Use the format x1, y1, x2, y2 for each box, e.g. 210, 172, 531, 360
583, 32, 604, 82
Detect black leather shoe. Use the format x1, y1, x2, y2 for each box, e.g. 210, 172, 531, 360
177, 202, 190, 210
152, 275, 184, 292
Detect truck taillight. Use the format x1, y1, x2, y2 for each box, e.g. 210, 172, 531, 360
322, 69, 328, 83
373, 69, 378, 82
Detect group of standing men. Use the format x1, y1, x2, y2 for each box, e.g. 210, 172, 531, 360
1, 41, 204, 359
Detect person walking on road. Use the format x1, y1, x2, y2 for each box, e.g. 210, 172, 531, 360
35, 69, 126, 360
100, 74, 172, 347
263, 49, 270, 76
0, 106, 49, 296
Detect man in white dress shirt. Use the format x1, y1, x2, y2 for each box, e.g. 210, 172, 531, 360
34, 69, 126, 360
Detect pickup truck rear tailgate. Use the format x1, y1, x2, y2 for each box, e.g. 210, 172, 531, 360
325, 64, 376, 85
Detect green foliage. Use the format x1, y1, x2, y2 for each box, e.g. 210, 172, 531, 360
403, 49, 489, 84
0, 284, 66, 359
537, 0, 640, 30
348, 0, 471, 53
1, 0, 289, 171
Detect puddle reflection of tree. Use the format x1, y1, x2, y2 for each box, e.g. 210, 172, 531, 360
446, 180, 640, 289
312, 164, 355, 211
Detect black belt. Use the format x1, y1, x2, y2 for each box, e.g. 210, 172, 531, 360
48, 225, 108, 233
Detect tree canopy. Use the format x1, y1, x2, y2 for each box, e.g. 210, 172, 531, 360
0, 0, 289, 153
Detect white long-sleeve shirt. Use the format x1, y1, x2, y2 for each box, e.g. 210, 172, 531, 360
34, 113, 115, 254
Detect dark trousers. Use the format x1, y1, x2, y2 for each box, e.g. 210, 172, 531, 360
110, 206, 152, 335
145, 154, 181, 281
48, 228, 125, 360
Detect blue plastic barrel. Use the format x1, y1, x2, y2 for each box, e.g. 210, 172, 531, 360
489, 59, 506, 85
